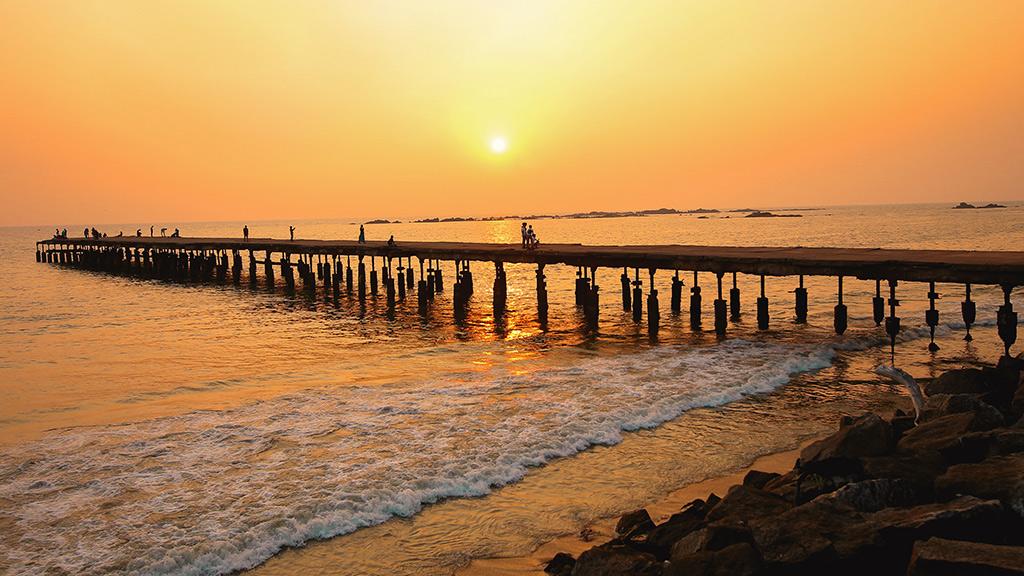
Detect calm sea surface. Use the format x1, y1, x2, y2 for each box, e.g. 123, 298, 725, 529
2, 203, 1023, 575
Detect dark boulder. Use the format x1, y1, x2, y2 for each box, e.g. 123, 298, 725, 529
908, 537, 1024, 575
896, 411, 1002, 459
545, 552, 576, 576
935, 454, 1024, 517
1012, 384, 1024, 423
615, 509, 654, 539
642, 499, 710, 560
706, 485, 790, 523
866, 496, 1005, 551
670, 522, 753, 559
956, 428, 1024, 462
742, 470, 780, 489
922, 394, 1000, 421
861, 453, 946, 498
663, 542, 762, 576
924, 369, 990, 395
812, 478, 921, 512
799, 413, 893, 471
570, 543, 661, 576
749, 500, 854, 571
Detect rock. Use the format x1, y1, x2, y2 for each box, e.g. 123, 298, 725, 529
749, 500, 855, 570
935, 454, 1024, 517
812, 478, 921, 512
570, 544, 661, 576
908, 537, 1024, 575
922, 394, 998, 420
896, 411, 1002, 459
866, 496, 1005, 550
957, 428, 1024, 462
742, 470, 780, 489
670, 522, 753, 559
799, 413, 892, 475
643, 499, 709, 560
925, 369, 989, 395
663, 542, 762, 576
545, 552, 576, 576
706, 485, 790, 523
861, 453, 946, 498
1012, 384, 1024, 423
615, 509, 654, 539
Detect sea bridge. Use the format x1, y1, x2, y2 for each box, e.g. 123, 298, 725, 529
35, 236, 1024, 356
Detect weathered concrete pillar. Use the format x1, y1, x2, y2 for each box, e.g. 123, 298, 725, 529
575, 268, 586, 306
834, 276, 848, 335
670, 271, 683, 313
690, 271, 702, 330
631, 269, 643, 322
264, 251, 274, 288
885, 280, 901, 361
463, 261, 473, 295
346, 256, 353, 295
536, 264, 548, 322
358, 257, 366, 301
621, 268, 631, 312
36, 248, 41, 262
493, 261, 507, 318
425, 259, 435, 301
232, 251, 242, 284
962, 283, 976, 342
435, 260, 444, 292
370, 257, 379, 297
647, 269, 659, 336
997, 285, 1017, 356
406, 258, 415, 290
282, 255, 295, 290
794, 275, 808, 324
249, 251, 257, 285
714, 272, 727, 336
757, 275, 769, 330
926, 281, 939, 352
872, 280, 884, 326
332, 258, 341, 300
323, 260, 332, 293
397, 262, 407, 300
585, 267, 600, 328
386, 264, 396, 312
729, 272, 741, 321
417, 260, 428, 315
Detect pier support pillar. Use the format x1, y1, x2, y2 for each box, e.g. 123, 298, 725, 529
690, 271, 702, 330
584, 267, 600, 328
647, 269, 659, 336
323, 260, 332, 293
332, 258, 341, 301
397, 263, 406, 300
493, 261, 507, 318
962, 284, 976, 342
575, 268, 586, 306
346, 257, 353, 295
536, 264, 548, 323
386, 261, 396, 312
834, 276, 848, 335
358, 257, 366, 301
264, 251, 274, 288
926, 281, 940, 352
714, 272, 727, 336
631, 269, 643, 322
232, 251, 242, 284
757, 275, 769, 330
671, 272, 683, 313
370, 258, 378, 297
729, 272, 741, 321
885, 280, 901, 361
872, 280, 884, 326
997, 285, 1017, 357
795, 275, 808, 324
621, 268, 631, 312
406, 258, 415, 290
435, 260, 444, 293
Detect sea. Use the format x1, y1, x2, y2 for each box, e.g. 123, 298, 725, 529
1, 202, 1022, 575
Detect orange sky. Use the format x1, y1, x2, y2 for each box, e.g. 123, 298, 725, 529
1, 1, 1022, 226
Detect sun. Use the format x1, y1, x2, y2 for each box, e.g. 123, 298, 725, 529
489, 136, 508, 154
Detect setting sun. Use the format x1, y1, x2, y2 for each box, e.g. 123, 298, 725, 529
489, 137, 508, 154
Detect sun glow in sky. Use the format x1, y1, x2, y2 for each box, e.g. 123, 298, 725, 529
1, 1, 1023, 226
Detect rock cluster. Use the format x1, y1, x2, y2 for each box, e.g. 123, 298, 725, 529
546, 360, 1024, 575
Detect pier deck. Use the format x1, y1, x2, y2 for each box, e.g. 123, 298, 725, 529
35, 236, 1024, 285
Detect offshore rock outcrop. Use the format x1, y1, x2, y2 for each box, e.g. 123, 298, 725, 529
547, 361, 1024, 576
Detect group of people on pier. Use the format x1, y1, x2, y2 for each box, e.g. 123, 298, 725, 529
521, 222, 540, 249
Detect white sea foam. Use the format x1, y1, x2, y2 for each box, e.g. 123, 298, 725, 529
0, 339, 838, 575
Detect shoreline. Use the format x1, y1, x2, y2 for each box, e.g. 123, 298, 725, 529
458, 442, 811, 575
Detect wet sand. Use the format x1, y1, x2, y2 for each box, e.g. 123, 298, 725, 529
458, 444, 808, 575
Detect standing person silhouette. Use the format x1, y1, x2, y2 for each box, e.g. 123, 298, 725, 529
243, 225, 249, 241
358, 225, 366, 244
150, 225, 154, 237
289, 226, 295, 241
521, 222, 528, 248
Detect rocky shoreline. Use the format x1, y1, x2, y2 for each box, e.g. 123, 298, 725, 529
545, 360, 1024, 575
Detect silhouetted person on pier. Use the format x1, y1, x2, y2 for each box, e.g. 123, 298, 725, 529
359, 225, 365, 243
136, 229, 142, 237
117, 231, 123, 237
289, 226, 295, 241
171, 228, 180, 238
62, 229, 67, 238
243, 225, 249, 241
84, 228, 89, 239
387, 235, 396, 247
150, 226, 154, 237
521, 222, 528, 248
160, 227, 167, 237
526, 225, 539, 249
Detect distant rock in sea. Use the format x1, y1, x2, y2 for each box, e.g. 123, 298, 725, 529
364, 219, 394, 224
745, 211, 802, 218
954, 202, 1007, 209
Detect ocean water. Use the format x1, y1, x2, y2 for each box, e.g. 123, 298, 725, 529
1, 203, 1022, 575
